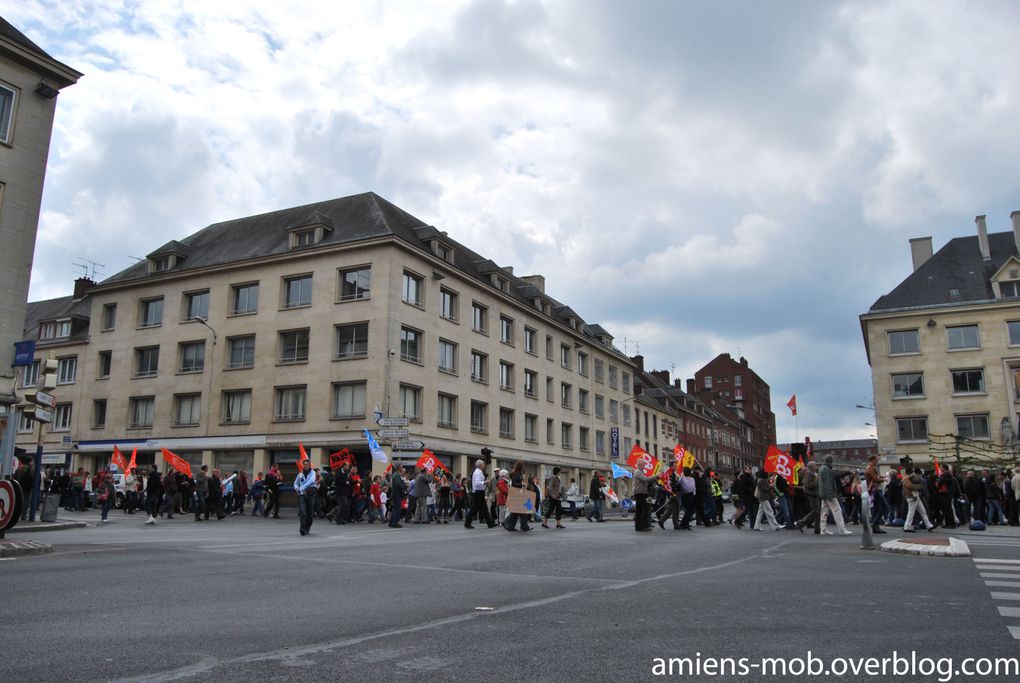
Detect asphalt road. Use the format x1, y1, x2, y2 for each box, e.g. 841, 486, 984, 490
1, 509, 1018, 682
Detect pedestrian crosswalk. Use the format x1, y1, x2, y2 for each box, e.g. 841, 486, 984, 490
975, 557, 1020, 640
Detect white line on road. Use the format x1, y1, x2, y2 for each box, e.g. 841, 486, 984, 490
979, 572, 1020, 579
1010, 626, 1020, 640
990, 592, 1020, 601
972, 558, 1020, 563
997, 606, 1020, 618
984, 581, 1020, 588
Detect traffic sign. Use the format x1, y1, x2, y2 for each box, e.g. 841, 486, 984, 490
28, 408, 53, 423
25, 390, 56, 408
0, 479, 22, 531
377, 428, 409, 439
378, 417, 409, 427
392, 440, 424, 451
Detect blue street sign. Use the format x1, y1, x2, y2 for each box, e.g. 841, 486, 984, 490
13, 341, 35, 366
610, 427, 620, 458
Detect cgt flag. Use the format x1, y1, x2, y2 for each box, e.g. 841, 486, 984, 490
161, 448, 193, 478
415, 449, 451, 476
297, 442, 309, 471
111, 446, 129, 474
363, 428, 390, 464
787, 395, 797, 416
329, 448, 353, 472
674, 444, 695, 470
626, 444, 663, 478
126, 447, 138, 474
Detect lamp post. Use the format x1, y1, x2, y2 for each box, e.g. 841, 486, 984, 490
195, 317, 218, 439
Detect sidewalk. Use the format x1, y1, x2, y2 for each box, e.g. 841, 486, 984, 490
4, 518, 89, 534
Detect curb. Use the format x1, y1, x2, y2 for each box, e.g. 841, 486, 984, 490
879, 536, 971, 557
0, 539, 54, 558
5, 521, 89, 534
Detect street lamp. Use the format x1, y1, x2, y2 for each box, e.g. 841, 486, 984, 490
194, 316, 218, 434
855, 404, 875, 412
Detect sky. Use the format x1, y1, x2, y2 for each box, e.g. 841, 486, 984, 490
9, 0, 1020, 444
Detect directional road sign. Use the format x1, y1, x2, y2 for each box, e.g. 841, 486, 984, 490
378, 417, 409, 427
392, 440, 425, 451
377, 428, 410, 439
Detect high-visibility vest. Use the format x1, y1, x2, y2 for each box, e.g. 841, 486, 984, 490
710, 480, 722, 497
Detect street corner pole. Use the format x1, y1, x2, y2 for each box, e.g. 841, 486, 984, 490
857, 474, 875, 550
28, 423, 42, 522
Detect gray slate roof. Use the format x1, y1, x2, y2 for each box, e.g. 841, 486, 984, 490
869, 231, 1018, 312
23, 295, 91, 342
0, 16, 82, 87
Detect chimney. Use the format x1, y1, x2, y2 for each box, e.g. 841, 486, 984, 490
73, 277, 95, 299
674, 379, 684, 389
632, 354, 644, 372
976, 215, 991, 261
1012, 211, 1020, 256
909, 237, 933, 271
686, 378, 696, 394
651, 369, 670, 384
520, 274, 545, 293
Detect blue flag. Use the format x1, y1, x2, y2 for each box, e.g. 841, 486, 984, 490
363, 428, 389, 464
611, 462, 632, 479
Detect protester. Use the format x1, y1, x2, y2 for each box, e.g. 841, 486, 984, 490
465, 459, 496, 529
389, 465, 408, 528
295, 459, 317, 536
96, 469, 115, 524
586, 472, 606, 522
819, 457, 852, 536
502, 461, 532, 532
543, 466, 565, 529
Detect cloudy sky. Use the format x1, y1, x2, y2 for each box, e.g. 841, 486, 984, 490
10, 0, 1020, 444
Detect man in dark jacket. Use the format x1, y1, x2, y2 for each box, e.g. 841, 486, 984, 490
193, 465, 208, 521
389, 465, 408, 528
144, 465, 162, 525
964, 470, 985, 523
733, 466, 756, 529
333, 462, 352, 524
793, 462, 821, 534
586, 472, 605, 522
262, 465, 281, 519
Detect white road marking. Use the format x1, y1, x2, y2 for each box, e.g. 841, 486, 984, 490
996, 606, 1020, 618
984, 581, 1020, 588
979, 572, 1020, 579
990, 592, 1020, 601
1010, 626, 1020, 640
971, 558, 1020, 564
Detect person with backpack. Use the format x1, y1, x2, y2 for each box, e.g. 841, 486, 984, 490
542, 466, 565, 529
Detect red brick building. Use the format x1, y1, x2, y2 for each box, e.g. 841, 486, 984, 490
690, 353, 776, 462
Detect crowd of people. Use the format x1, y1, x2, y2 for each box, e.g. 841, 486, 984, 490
10, 455, 1020, 538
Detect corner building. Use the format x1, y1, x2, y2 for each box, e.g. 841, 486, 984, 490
24, 193, 637, 490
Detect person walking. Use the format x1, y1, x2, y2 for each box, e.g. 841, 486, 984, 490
465, 459, 496, 529
262, 464, 282, 519
752, 470, 782, 531
159, 469, 177, 519
902, 467, 935, 532
586, 472, 606, 522
208, 469, 225, 520
632, 467, 656, 532
501, 461, 532, 532
250, 473, 265, 517
864, 455, 888, 534
543, 467, 565, 529
193, 465, 208, 521
295, 459, 317, 536
96, 469, 115, 524
793, 462, 821, 534
819, 456, 852, 535
143, 465, 162, 525
389, 465, 408, 528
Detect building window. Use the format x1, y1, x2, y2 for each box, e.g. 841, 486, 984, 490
57, 356, 77, 384
545, 335, 554, 360
524, 327, 537, 354
338, 266, 371, 301
174, 394, 201, 426
594, 359, 605, 383
578, 352, 589, 377
895, 417, 928, 443
470, 401, 488, 433
438, 339, 457, 374
579, 427, 590, 452
499, 407, 514, 438
734, 374, 742, 386
951, 369, 985, 394
53, 403, 72, 431
139, 297, 164, 328
332, 381, 366, 419
93, 399, 107, 428
610, 399, 620, 424
184, 290, 209, 321
886, 329, 921, 355
609, 365, 618, 388
275, 386, 307, 421
595, 394, 605, 419
399, 384, 422, 421
135, 347, 159, 378
560, 344, 571, 370
561, 382, 572, 409
283, 275, 312, 308
0, 84, 16, 144
546, 376, 554, 402
438, 393, 457, 428
561, 423, 573, 448
101, 303, 117, 331
595, 430, 606, 455
291, 228, 317, 248
336, 322, 369, 360
227, 335, 256, 369
21, 360, 39, 388
279, 329, 310, 364
222, 390, 252, 424
129, 397, 155, 428
402, 271, 423, 307
622, 372, 630, 394
956, 414, 990, 439
579, 388, 590, 413
547, 418, 555, 445
17, 408, 33, 433
1001, 281, 1020, 298
439, 287, 458, 321
500, 316, 514, 345
400, 327, 423, 363
499, 361, 514, 391
891, 372, 924, 398
946, 325, 979, 350
231, 282, 259, 315
524, 369, 537, 398
472, 302, 487, 334
524, 413, 537, 442
97, 351, 112, 379
179, 341, 206, 373
151, 255, 172, 272
704, 376, 713, 389
470, 350, 487, 383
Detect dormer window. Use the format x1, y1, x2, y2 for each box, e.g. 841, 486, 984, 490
39, 319, 72, 340
151, 255, 173, 273
432, 240, 455, 264
1002, 281, 1020, 298
292, 229, 317, 248
490, 274, 510, 293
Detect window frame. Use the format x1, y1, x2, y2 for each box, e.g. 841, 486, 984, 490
332, 381, 367, 419
891, 372, 924, 399
222, 389, 252, 424
438, 338, 457, 374
946, 324, 980, 351
0, 82, 16, 144
335, 322, 369, 360
402, 270, 424, 307
400, 326, 423, 364
499, 407, 515, 439
956, 413, 990, 440
226, 335, 256, 370
129, 396, 155, 428
470, 400, 488, 434
174, 393, 202, 427
499, 315, 514, 345
138, 297, 164, 328
470, 350, 488, 384
282, 274, 313, 309
57, 356, 77, 385
950, 368, 986, 395
439, 287, 459, 322
178, 340, 206, 374
471, 302, 488, 334
278, 328, 310, 365
183, 290, 209, 322
134, 346, 160, 378
338, 266, 371, 302
895, 416, 928, 443
398, 383, 422, 422
437, 393, 457, 429
887, 329, 920, 356
101, 303, 117, 331
274, 385, 307, 422
230, 282, 260, 315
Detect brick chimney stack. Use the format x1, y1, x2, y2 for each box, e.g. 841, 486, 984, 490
73, 277, 95, 299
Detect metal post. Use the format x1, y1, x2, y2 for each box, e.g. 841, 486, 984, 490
29, 437, 42, 521
858, 474, 875, 550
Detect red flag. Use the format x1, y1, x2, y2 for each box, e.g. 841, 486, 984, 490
329, 448, 352, 472
933, 457, 942, 476
297, 442, 309, 470
384, 463, 393, 475
126, 447, 137, 473
111, 446, 128, 474
415, 449, 452, 476
161, 447, 193, 478
626, 444, 663, 477
674, 444, 695, 470
658, 466, 674, 494
787, 395, 797, 416
764, 445, 787, 474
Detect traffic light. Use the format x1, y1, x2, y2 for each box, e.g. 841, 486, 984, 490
480, 447, 493, 464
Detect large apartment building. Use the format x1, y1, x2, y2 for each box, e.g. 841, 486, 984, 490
690, 353, 776, 462
16, 193, 638, 491
861, 212, 1020, 469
